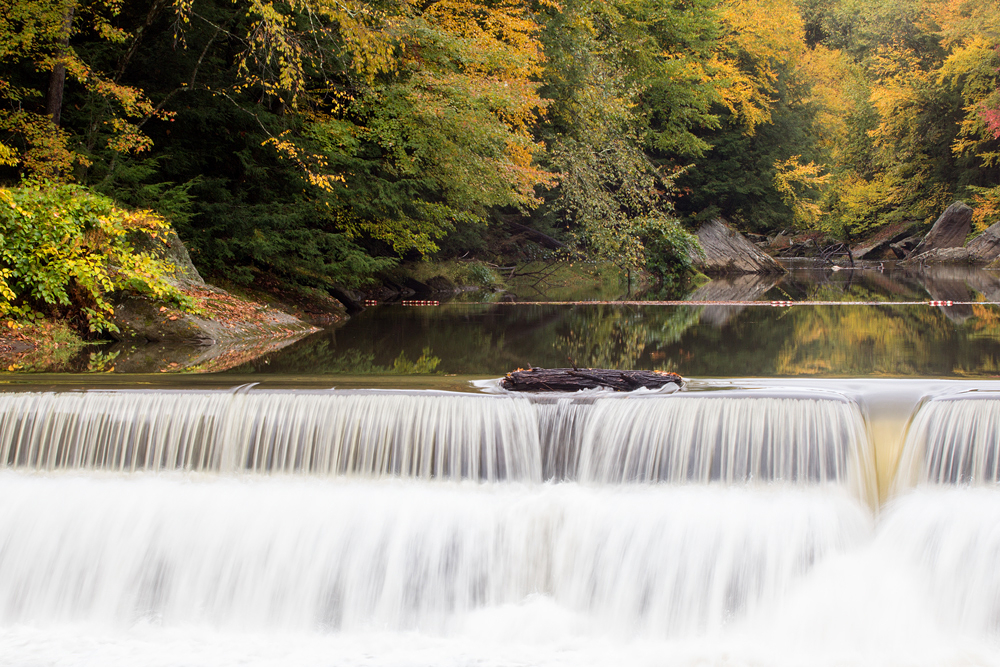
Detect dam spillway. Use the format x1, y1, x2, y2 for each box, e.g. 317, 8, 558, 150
0, 390, 872, 492
0, 383, 999, 666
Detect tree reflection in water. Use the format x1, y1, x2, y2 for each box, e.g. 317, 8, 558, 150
226, 266, 1000, 379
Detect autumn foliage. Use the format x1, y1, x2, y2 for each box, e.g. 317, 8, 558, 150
0, 0, 998, 299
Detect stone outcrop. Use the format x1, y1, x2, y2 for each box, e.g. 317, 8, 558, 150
901, 211, 1000, 266
851, 221, 915, 260
690, 218, 784, 275
111, 231, 318, 346
966, 221, 1000, 263
131, 228, 205, 287
899, 247, 975, 266
890, 235, 921, 259
907, 202, 973, 257
112, 288, 317, 346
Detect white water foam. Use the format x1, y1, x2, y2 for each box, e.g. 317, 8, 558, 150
0, 473, 997, 667
0, 472, 866, 635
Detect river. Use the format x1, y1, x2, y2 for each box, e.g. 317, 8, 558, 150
2, 263, 1000, 665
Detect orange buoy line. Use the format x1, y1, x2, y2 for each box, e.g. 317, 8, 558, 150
429, 299, 984, 307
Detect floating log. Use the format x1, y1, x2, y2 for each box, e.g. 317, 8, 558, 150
501, 368, 683, 392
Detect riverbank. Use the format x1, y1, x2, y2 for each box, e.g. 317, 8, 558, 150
0, 322, 87, 372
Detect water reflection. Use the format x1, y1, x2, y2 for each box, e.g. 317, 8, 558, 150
220, 266, 1000, 378
687, 273, 780, 327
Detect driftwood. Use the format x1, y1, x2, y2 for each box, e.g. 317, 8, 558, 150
501, 368, 683, 392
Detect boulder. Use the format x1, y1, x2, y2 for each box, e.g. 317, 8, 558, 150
890, 235, 921, 259
112, 287, 318, 346
131, 228, 205, 287
908, 202, 973, 257
424, 275, 457, 292
966, 221, 1000, 263
851, 221, 915, 260
899, 247, 975, 266
691, 218, 784, 275
768, 231, 793, 251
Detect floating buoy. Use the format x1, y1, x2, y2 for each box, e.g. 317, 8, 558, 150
364, 299, 379, 306
401, 300, 440, 307
928, 300, 954, 307
770, 300, 794, 307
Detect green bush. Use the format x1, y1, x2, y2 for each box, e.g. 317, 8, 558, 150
640, 216, 702, 291
0, 183, 194, 333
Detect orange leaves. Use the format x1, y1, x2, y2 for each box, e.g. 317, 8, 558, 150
0, 0, 171, 177
263, 131, 346, 191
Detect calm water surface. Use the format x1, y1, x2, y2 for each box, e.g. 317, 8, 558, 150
223, 264, 1000, 379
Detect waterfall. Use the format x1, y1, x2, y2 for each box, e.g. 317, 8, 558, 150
893, 395, 1000, 489
0, 472, 869, 638
0, 391, 543, 482
575, 396, 870, 486
878, 487, 1000, 635
0, 390, 875, 501
14, 385, 1000, 667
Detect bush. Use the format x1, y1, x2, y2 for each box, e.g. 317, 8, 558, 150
640, 216, 702, 291
0, 183, 194, 333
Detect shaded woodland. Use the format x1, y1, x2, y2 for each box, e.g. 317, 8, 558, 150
1, 0, 999, 328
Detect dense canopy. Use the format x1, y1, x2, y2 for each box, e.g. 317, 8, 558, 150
0, 0, 998, 304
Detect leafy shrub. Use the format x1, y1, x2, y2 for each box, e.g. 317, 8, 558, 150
0, 183, 195, 333
639, 216, 702, 290
467, 261, 503, 288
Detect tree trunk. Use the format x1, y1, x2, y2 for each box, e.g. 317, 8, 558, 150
501, 368, 682, 392
46, 5, 75, 127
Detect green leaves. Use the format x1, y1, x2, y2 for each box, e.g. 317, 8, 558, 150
0, 183, 193, 332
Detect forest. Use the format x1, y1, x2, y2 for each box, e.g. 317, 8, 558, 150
1, 0, 999, 332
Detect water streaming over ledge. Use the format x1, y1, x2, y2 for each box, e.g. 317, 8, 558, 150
0, 474, 870, 637
0, 389, 875, 500
4, 384, 1000, 665
894, 393, 1000, 489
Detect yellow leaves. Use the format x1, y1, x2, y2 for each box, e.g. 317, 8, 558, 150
714, 0, 808, 132
263, 131, 346, 191
800, 46, 860, 151
923, 0, 1000, 48
0, 110, 83, 180
935, 37, 1000, 160
0, 141, 15, 167
970, 185, 1000, 233
773, 156, 831, 228
237, 0, 398, 104
0, 1, 168, 178
419, 0, 543, 79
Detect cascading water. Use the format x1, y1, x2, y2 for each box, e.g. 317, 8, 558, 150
0, 473, 868, 637
870, 393, 1000, 645
0, 390, 875, 497
893, 394, 1000, 487
2, 385, 1000, 666
0, 391, 543, 481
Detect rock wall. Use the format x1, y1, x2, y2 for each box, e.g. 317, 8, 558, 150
690, 218, 785, 275
112, 230, 318, 346
907, 202, 973, 257
966, 221, 1000, 263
